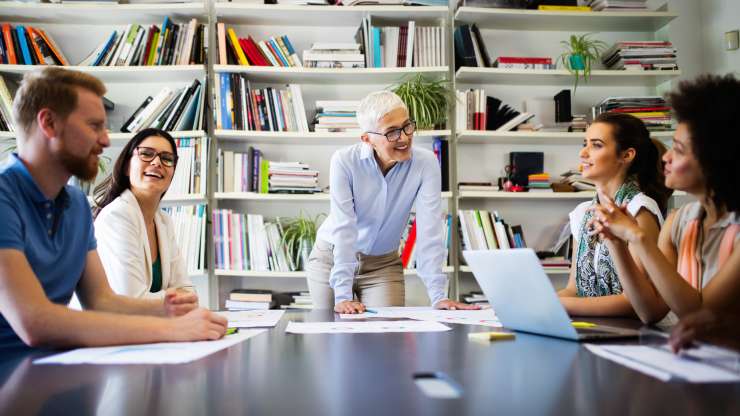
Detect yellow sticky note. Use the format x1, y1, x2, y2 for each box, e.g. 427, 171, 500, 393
571, 321, 597, 328
468, 332, 516, 342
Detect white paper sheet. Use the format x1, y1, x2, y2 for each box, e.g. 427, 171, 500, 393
339, 307, 502, 327
585, 344, 740, 383
34, 330, 265, 365
285, 320, 451, 334
216, 310, 285, 328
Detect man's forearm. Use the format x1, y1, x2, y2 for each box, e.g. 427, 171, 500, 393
25, 303, 173, 348
89, 292, 166, 317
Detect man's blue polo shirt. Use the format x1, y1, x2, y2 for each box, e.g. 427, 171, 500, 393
0, 154, 96, 349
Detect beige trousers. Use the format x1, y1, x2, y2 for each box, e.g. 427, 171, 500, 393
306, 240, 405, 308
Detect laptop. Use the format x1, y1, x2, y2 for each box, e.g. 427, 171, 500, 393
463, 249, 640, 341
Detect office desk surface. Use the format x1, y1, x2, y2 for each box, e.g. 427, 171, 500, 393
0, 310, 738, 416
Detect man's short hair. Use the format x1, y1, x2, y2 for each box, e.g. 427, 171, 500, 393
12, 67, 106, 139
357, 90, 408, 133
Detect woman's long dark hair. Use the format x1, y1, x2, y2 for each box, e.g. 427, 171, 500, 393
594, 112, 672, 216
93, 128, 178, 218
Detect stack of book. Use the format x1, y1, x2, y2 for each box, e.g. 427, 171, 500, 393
0, 23, 68, 66
219, 147, 322, 195
303, 43, 365, 68
456, 89, 533, 131
212, 212, 296, 272
161, 204, 207, 275
313, 101, 360, 133
527, 173, 551, 192
216, 25, 301, 67
122, 79, 205, 133
225, 290, 294, 310
268, 161, 321, 194
592, 96, 673, 131
462, 292, 489, 307
602, 41, 678, 71
356, 17, 445, 68
215, 75, 309, 132
281, 292, 314, 310
82, 18, 205, 66
493, 56, 555, 69
558, 169, 595, 191
570, 114, 588, 132
585, 0, 648, 11
458, 210, 527, 251
163, 137, 208, 198
398, 213, 452, 269
0, 75, 13, 132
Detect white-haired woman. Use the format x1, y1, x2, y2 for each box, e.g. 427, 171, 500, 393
306, 91, 477, 314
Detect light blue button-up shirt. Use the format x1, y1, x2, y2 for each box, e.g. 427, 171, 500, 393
316, 143, 447, 306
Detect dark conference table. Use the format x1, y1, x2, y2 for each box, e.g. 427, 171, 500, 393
1, 310, 738, 416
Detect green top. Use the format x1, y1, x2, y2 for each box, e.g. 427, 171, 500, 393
151, 255, 162, 293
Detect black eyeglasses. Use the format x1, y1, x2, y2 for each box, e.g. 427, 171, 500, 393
367, 120, 416, 142
135, 146, 177, 167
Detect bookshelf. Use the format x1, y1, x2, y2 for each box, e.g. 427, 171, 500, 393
453, 2, 681, 299
1, 1, 687, 309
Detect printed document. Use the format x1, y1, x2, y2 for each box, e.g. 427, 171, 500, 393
217, 310, 285, 328
339, 307, 502, 327
285, 320, 451, 334
34, 330, 265, 365
585, 343, 740, 383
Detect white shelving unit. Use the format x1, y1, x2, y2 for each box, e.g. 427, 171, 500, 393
453, 3, 680, 297
0, 1, 687, 308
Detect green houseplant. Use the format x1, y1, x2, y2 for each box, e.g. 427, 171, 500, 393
558, 33, 607, 93
280, 213, 325, 271
392, 74, 452, 130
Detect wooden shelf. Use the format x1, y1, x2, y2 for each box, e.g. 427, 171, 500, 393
215, 129, 450, 144
216, 266, 455, 278
214, 65, 448, 84
454, 6, 677, 31
215, 4, 448, 26
455, 67, 681, 86
0, 65, 206, 83
459, 190, 595, 200
456, 130, 674, 145
0, 2, 207, 25
459, 265, 569, 276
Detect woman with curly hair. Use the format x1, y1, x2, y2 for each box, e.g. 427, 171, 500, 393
591, 74, 740, 325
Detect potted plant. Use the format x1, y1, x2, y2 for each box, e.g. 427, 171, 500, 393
280, 212, 325, 271
558, 33, 607, 93
392, 74, 453, 130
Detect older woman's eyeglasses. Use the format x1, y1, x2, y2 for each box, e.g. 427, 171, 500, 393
135, 146, 177, 167
367, 120, 416, 142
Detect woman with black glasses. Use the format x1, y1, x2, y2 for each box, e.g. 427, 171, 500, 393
92, 128, 197, 304
307, 91, 476, 314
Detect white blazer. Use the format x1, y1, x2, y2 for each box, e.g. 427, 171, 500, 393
94, 189, 192, 299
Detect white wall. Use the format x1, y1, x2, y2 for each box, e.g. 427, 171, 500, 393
700, 0, 740, 76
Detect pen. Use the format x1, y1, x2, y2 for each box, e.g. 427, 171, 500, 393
364, 309, 378, 314
226, 327, 239, 335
